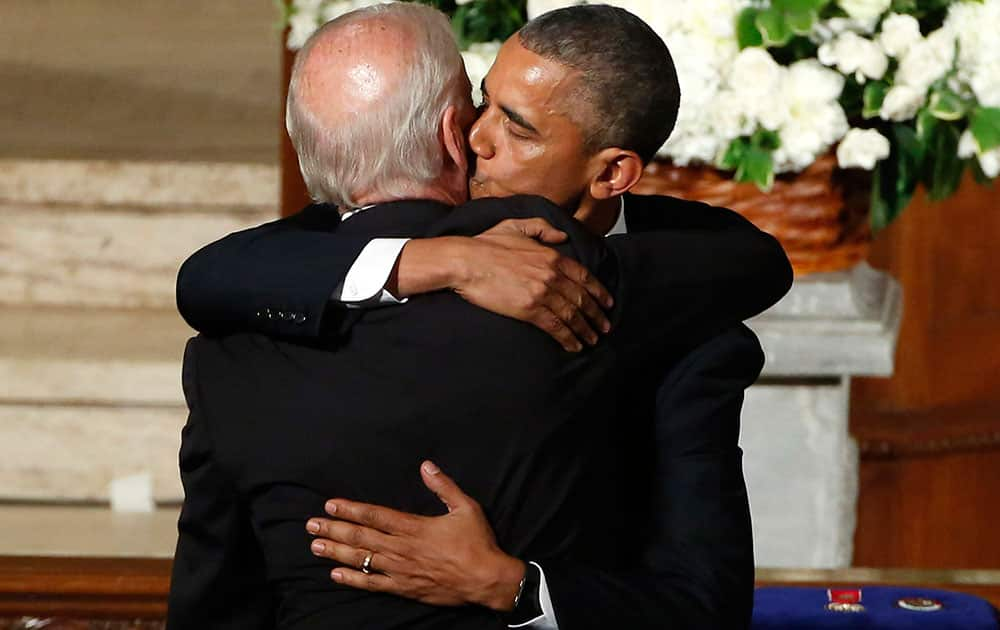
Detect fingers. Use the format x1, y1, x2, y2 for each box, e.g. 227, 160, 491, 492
420, 461, 472, 513
557, 256, 614, 310
486, 218, 567, 244
307, 518, 409, 556
538, 289, 599, 349
530, 304, 586, 353
311, 538, 402, 575
544, 272, 611, 340
324, 499, 421, 536
330, 566, 396, 593
512, 218, 567, 244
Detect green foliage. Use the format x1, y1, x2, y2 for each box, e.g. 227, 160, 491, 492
739, 0, 829, 49
863, 81, 889, 119
721, 129, 782, 191
871, 123, 924, 231
970, 107, 1000, 152
448, 0, 527, 49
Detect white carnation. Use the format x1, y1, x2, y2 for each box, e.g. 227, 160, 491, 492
980, 150, 1000, 178
837, 128, 890, 170
461, 42, 502, 105
877, 13, 921, 58
879, 85, 925, 121
527, 0, 584, 19
838, 0, 891, 22
818, 31, 888, 83
895, 27, 957, 95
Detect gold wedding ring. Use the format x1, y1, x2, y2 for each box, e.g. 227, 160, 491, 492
361, 552, 374, 574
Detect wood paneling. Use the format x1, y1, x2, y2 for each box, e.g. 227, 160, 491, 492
851, 173, 1000, 569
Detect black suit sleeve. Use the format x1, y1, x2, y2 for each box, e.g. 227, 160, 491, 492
176, 207, 369, 338
540, 325, 761, 630
167, 339, 275, 630
605, 194, 792, 353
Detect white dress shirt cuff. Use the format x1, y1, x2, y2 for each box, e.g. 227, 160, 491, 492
332, 238, 410, 308
508, 562, 559, 629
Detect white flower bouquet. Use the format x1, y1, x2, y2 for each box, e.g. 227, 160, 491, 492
282, 0, 1000, 230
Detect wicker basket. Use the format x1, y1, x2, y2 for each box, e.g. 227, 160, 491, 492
631, 153, 873, 276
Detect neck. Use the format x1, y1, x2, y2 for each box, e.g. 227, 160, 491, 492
573, 196, 621, 236
353, 180, 465, 210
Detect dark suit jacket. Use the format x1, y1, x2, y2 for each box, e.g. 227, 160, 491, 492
170, 194, 791, 629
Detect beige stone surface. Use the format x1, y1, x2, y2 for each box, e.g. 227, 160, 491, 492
0, 404, 185, 503
0, 159, 279, 207
0, 0, 282, 164
0, 505, 180, 558
0, 307, 191, 406
0, 199, 274, 309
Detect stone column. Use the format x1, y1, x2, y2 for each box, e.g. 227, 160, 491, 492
743, 262, 902, 568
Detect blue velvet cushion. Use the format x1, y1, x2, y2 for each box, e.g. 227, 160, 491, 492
753, 586, 999, 629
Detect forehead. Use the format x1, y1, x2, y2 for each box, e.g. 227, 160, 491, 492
486, 38, 581, 122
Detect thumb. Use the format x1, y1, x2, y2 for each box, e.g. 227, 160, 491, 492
516, 218, 567, 244
420, 460, 469, 513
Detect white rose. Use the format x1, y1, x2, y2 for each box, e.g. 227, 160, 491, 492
879, 85, 925, 121
461, 42, 502, 105
896, 27, 957, 94
878, 13, 922, 58
455, 0, 474, 4
818, 31, 888, 83
839, 0, 891, 22
837, 128, 890, 170
527, 0, 584, 19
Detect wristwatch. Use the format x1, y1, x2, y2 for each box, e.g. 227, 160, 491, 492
504, 561, 544, 627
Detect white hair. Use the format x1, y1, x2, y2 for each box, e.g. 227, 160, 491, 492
286, 3, 467, 209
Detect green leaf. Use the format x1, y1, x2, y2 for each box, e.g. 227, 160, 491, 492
915, 107, 938, 143
736, 146, 776, 191
720, 138, 749, 170
863, 81, 889, 119
756, 9, 793, 47
736, 8, 764, 49
786, 9, 818, 35
970, 107, 1000, 152
928, 88, 968, 121
870, 123, 924, 232
922, 122, 964, 201
752, 128, 782, 151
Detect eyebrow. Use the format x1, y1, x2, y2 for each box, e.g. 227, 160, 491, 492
481, 79, 539, 135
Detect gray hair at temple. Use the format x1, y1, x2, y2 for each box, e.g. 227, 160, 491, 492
286, 3, 466, 208
518, 4, 681, 163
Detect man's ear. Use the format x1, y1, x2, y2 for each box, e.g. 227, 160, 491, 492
588, 148, 644, 200
441, 105, 468, 175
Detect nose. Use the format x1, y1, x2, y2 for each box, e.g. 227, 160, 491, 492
468, 112, 494, 160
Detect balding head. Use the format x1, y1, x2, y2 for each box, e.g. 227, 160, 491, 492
287, 3, 472, 209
